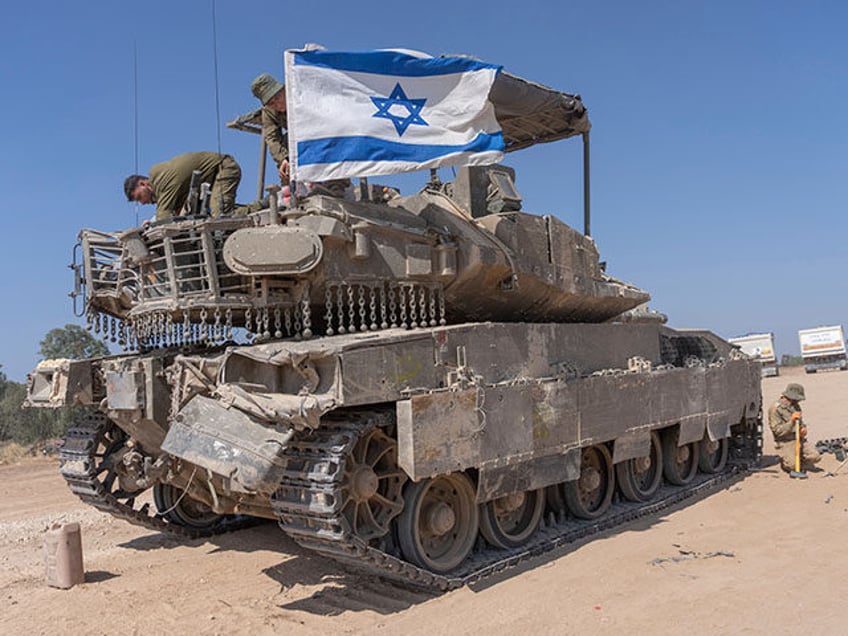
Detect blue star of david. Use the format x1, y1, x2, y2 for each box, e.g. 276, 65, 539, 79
371, 83, 428, 137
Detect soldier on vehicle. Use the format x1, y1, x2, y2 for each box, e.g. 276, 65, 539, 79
251, 72, 350, 198
767, 382, 821, 473
124, 151, 242, 221
251, 73, 290, 184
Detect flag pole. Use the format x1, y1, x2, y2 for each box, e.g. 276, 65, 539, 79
582, 131, 591, 237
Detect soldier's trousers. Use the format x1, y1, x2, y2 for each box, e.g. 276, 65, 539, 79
775, 440, 821, 471
210, 155, 241, 217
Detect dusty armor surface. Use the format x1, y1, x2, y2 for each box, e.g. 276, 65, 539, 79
26, 68, 762, 589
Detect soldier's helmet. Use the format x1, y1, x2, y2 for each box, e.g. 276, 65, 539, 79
782, 383, 805, 401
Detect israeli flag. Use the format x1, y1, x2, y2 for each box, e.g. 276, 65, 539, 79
284, 48, 504, 182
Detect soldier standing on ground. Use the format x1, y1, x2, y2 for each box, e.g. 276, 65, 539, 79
767, 383, 821, 473
124, 151, 242, 221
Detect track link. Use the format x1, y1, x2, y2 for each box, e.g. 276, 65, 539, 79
59, 413, 254, 539
272, 413, 761, 592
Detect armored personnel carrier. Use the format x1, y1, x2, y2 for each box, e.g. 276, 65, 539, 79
26, 68, 762, 590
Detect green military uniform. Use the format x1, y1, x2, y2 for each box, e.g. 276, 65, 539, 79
767, 400, 821, 471
149, 151, 241, 221
261, 106, 288, 169
251, 73, 288, 182
260, 107, 349, 195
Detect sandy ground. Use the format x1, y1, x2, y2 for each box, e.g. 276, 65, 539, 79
2, 365, 848, 635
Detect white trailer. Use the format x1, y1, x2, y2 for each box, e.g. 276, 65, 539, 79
798, 325, 847, 373
728, 333, 779, 377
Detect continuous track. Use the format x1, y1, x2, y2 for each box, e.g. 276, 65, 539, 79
271, 412, 762, 592
59, 413, 255, 539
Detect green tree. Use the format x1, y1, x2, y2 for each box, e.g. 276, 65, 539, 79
0, 362, 67, 444
39, 324, 109, 360
0, 381, 65, 443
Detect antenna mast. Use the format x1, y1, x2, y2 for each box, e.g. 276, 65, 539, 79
211, 0, 224, 214
211, 0, 223, 157
133, 42, 140, 226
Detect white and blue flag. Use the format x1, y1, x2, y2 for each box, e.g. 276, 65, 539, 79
284, 48, 504, 182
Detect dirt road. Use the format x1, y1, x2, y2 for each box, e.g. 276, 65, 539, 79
2, 366, 847, 635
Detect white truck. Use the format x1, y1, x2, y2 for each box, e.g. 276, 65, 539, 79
798, 325, 847, 373
728, 333, 779, 377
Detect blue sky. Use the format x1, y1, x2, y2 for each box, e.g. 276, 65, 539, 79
1, 0, 846, 381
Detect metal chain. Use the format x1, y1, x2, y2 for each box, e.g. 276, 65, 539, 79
284, 306, 292, 337
302, 285, 312, 338
324, 287, 334, 336
389, 287, 397, 328
199, 307, 208, 341
165, 313, 174, 347
430, 287, 439, 327
347, 285, 356, 333
409, 285, 418, 328
336, 285, 346, 334
274, 307, 282, 339
156, 311, 165, 347
438, 287, 446, 325
419, 286, 427, 328
368, 286, 377, 330
399, 286, 407, 329
293, 302, 302, 339
379, 285, 388, 330
358, 285, 366, 332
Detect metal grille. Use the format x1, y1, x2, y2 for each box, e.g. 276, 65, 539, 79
80, 220, 253, 316
76, 218, 448, 352
81, 230, 126, 298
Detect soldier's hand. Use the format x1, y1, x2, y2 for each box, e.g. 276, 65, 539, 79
791, 412, 802, 422
800, 425, 808, 439
278, 159, 290, 183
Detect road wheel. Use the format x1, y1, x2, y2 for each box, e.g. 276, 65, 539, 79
563, 445, 615, 520
397, 473, 479, 574
662, 428, 699, 485
153, 483, 227, 531
698, 435, 729, 474
479, 488, 545, 549
616, 431, 663, 502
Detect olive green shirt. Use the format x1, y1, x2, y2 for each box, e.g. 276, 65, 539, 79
261, 106, 289, 166
767, 400, 800, 443
149, 152, 227, 221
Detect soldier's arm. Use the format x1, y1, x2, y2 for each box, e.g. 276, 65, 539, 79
768, 405, 795, 439
154, 191, 181, 220
262, 107, 289, 166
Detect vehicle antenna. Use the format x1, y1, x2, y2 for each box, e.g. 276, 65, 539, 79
211, 0, 224, 213
133, 41, 140, 226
